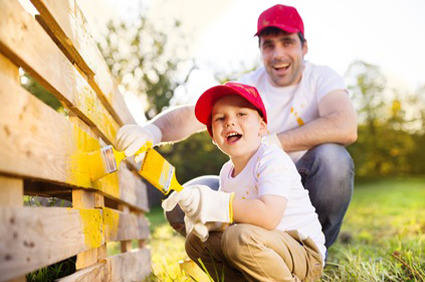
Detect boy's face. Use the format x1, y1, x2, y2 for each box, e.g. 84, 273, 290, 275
211, 95, 267, 159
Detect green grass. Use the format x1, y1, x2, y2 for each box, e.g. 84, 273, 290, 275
145, 177, 425, 281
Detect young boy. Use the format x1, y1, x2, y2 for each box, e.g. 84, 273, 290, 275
162, 82, 325, 281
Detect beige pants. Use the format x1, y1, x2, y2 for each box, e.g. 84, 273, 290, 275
185, 224, 323, 282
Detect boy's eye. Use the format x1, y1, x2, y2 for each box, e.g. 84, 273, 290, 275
238, 112, 247, 117
214, 116, 224, 122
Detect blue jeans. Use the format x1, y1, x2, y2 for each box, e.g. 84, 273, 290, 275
165, 143, 354, 248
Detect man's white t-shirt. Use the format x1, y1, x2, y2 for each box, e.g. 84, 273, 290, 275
238, 61, 348, 162
219, 143, 326, 261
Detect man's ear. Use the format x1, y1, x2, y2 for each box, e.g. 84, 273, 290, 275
302, 40, 308, 56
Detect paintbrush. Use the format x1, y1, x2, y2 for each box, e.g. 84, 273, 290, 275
88, 142, 152, 181
138, 148, 183, 195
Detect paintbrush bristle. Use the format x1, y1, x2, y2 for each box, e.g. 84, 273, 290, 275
88, 145, 118, 182
139, 149, 177, 194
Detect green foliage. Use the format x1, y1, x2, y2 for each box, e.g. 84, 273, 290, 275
99, 12, 191, 119
146, 178, 425, 281
346, 60, 425, 179
26, 256, 76, 282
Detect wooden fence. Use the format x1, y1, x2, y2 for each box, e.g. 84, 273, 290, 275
0, 0, 151, 281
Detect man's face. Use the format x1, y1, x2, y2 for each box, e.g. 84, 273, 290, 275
260, 32, 308, 87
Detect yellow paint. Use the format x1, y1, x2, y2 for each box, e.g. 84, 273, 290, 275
75, 208, 103, 248
102, 207, 119, 241
74, 67, 119, 143
296, 117, 305, 126
68, 123, 121, 200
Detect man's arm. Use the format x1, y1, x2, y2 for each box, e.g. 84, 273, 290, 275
149, 105, 205, 143
277, 90, 358, 152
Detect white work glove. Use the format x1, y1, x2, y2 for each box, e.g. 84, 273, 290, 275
162, 185, 234, 225
262, 133, 282, 149
116, 123, 162, 158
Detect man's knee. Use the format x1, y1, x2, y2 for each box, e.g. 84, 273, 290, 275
305, 143, 354, 179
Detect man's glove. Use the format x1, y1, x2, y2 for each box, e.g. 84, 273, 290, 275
116, 124, 162, 158
162, 184, 234, 225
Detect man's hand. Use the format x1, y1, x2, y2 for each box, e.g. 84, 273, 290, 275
116, 124, 162, 157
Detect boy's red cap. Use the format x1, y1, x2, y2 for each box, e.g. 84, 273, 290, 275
255, 4, 304, 37
195, 82, 267, 137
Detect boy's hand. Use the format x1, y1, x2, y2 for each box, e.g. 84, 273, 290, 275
116, 124, 162, 157
162, 185, 234, 224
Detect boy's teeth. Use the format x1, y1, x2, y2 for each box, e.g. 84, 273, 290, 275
226, 132, 239, 137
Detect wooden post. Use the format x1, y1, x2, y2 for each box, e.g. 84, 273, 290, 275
118, 204, 133, 252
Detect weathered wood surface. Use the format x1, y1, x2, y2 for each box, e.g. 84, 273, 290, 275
0, 72, 148, 211
58, 248, 151, 282
0, 207, 103, 281
0, 0, 120, 144
30, 0, 135, 125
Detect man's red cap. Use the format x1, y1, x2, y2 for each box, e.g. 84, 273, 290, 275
255, 4, 304, 37
195, 82, 267, 137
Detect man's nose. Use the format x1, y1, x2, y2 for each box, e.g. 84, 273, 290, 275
273, 45, 286, 60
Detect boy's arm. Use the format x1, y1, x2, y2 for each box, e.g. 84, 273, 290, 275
232, 195, 287, 230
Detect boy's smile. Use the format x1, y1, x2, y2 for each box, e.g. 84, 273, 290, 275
211, 95, 267, 169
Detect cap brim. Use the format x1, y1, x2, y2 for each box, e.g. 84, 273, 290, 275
254, 24, 300, 36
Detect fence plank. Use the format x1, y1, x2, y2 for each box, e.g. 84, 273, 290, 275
0, 73, 148, 211
0, 0, 120, 144
58, 248, 151, 281
0, 207, 102, 281
0, 176, 23, 207
57, 262, 109, 282
103, 207, 149, 242
108, 248, 152, 281
30, 0, 135, 125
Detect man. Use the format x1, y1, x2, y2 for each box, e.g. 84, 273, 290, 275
116, 4, 357, 248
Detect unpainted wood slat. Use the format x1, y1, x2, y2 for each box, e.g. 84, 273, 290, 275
0, 0, 120, 144
0, 207, 102, 281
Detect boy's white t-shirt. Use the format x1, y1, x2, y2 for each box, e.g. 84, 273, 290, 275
238, 61, 348, 162
219, 143, 326, 261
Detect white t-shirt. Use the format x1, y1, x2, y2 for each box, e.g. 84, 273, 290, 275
219, 143, 326, 261
238, 61, 348, 162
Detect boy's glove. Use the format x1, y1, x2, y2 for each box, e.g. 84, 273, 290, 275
162, 184, 234, 225
116, 124, 162, 157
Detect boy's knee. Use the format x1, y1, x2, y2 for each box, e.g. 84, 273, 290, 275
222, 224, 254, 261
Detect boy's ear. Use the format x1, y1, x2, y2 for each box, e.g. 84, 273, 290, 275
212, 138, 217, 146
259, 119, 267, 136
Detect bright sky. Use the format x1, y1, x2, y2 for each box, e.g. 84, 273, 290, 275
80, 0, 425, 123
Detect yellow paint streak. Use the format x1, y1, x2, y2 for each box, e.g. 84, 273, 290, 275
69, 124, 121, 200
102, 207, 120, 241
78, 208, 103, 248
296, 117, 305, 126
74, 72, 119, 143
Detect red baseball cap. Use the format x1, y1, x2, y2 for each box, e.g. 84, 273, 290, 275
195, 82, 267, 137
255, 4, 304, 37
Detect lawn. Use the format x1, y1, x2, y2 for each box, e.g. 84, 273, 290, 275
145, 177, 425, 281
